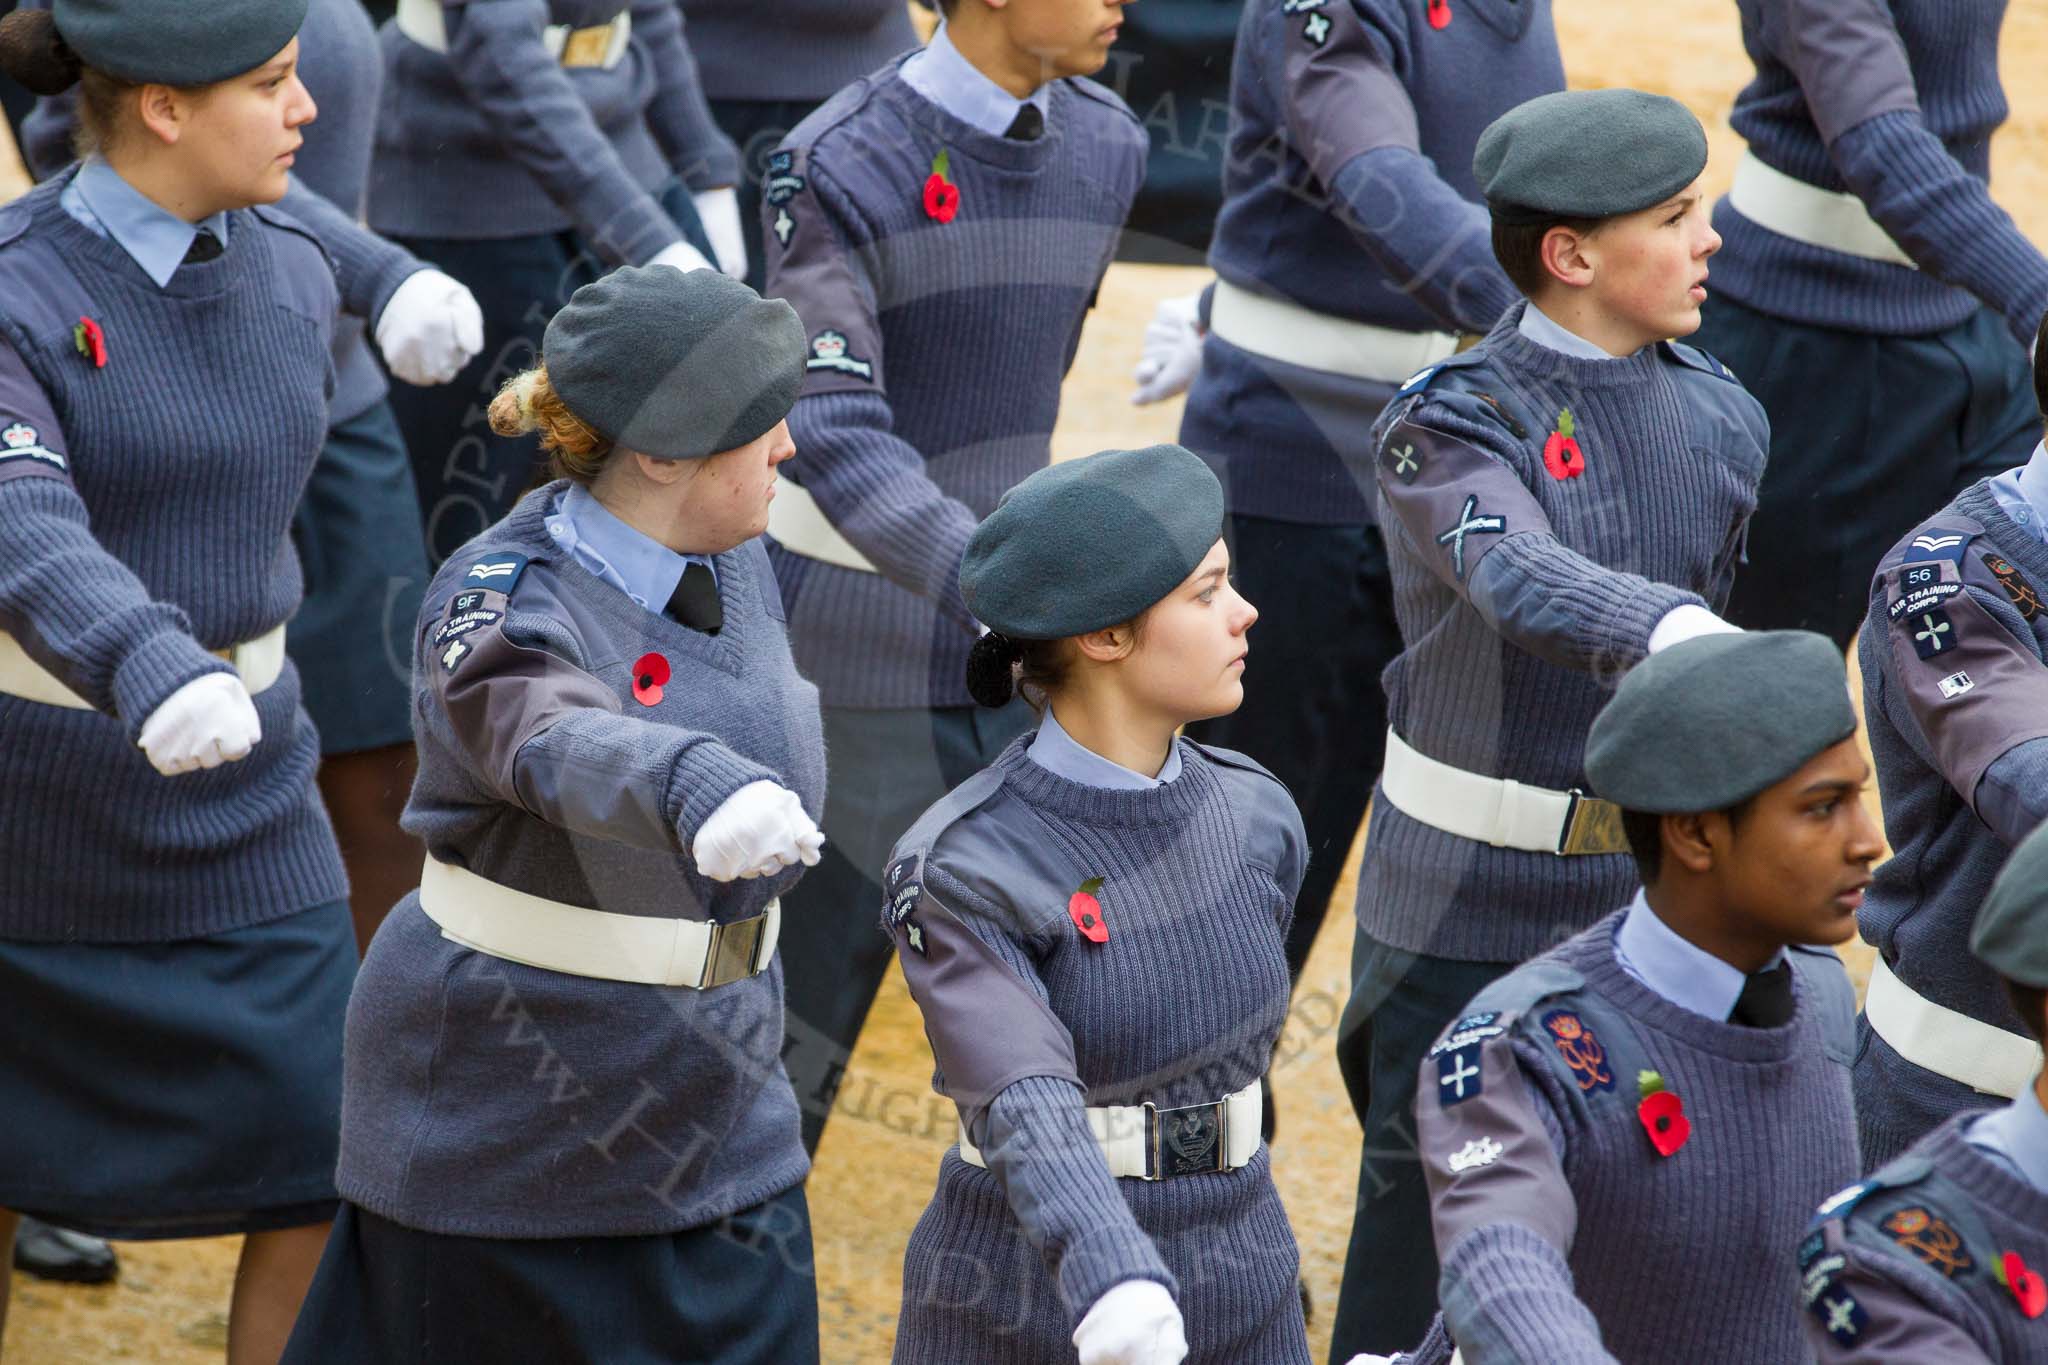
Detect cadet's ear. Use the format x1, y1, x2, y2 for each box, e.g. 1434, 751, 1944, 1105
1663, 810, 1717, 875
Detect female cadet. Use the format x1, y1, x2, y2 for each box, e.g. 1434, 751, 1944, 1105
283, 266, 829, 1364
881, 445, 1313, 1364
0, 3, 355, 1359
369, 0, 745, 566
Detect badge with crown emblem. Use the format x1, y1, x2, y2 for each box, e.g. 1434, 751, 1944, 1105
0, 420, 65, 471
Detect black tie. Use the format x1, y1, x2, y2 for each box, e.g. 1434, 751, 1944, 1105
1730, 960, 1795, 1028
1005, 103, 1044, 141
183, 229, 223, 264
664, 562, 721, 635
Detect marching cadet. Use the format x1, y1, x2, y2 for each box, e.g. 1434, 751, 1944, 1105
1800, 822, 2048, 1363
0, 2, 357, 1357
1330, 87, 1769, 1357
761, 0, 1146, 1153
369, 0, 740, 565
882, 444, 1311, 1364
678, 0, 919, 291
1692, 0, 2048, 646
1850, 322, 2048, 1166
282, 267, 829, 1363
1412, 631, 1874, 1363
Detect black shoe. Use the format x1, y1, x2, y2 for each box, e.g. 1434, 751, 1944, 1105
11, 1217, 119, 1285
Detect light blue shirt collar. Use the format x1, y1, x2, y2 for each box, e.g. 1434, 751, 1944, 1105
900, 21, 1049, 139
1518, 302, 1630, 362
1612, 890, 1785, 1021
1965, 1082, 2048, 1195
544, 484, 715, 613
59, 159, 231, 290
1986, 441, 2048, 548
1027, 707, 1182, 790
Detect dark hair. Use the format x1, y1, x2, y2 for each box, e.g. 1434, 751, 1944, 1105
0, 9, 80, 96
1620, 798, 1757, 886
1491, 213, 1605, 298
964, 617, 1145, 711
2007, 980, 2046, 1044
2034, 309, 2048, 426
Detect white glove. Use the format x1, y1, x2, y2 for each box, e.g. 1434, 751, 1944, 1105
137, 672, 262, 777
1130, 291, 1205, 406
693, 185, 749, 279
649, 240, 716, 275
1344, 1356, 1399, 1365
1647, 603, 1742, 654
374, 268, 484, 387
691, 780, 824, 882
1073, 1280, 1188, 1365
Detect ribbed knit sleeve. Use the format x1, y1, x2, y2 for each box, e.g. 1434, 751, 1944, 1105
273, 178, 421, 329
440, 0, 686, 266
0, 467, 228, 730
1830, 110, 2048, 346
1331, 148, 1520, 335
633, 0, 739, 190
1439, 1221, 1617, 1364
787, 389, 979, 627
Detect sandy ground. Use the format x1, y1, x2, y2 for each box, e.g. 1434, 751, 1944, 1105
9, 3, 2048, 1361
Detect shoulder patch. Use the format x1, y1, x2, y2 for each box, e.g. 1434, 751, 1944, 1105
1811, 1156, 1936, 1229
1538, 1008, 1617, 1094
1876, 1204, 1978, 1280
1659, 338, 1739, 383
461, 552, 529, 592
884, 853, 923, 928
0, 420, 65, 473
1981, 552, 2045, 621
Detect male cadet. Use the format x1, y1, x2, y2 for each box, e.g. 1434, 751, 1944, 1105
1408, 631, 1875, 1363
1851, 319, 2048, 1167
761, 0, 1146, 1154
1691, 0, 2048, 647
1329, 88, 1768, 1360
1800, 822, 2048, 1363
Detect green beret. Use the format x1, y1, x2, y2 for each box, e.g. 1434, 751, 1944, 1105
1584, 631, 1857, 813
1475, 89, 1709, 225
1972, 823, 2048, 990
544, 266, 806, 461
961, 445, 1224, 640
54, 0, 309, 85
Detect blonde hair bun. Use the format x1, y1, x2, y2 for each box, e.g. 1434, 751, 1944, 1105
488, 368, 545, 438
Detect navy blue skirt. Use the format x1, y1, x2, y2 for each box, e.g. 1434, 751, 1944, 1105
288, 399, 431, 755
0, 901, 355, 1238
282, 1187, 821, 1365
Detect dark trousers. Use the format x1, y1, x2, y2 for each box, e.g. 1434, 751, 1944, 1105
778, 700, 1034, 1154
387, 183, 711, 566
1326, 932, 1516, 1361
1186, 514, 1401, 984
707, 98, 821, 296
1690, 296, 2041, 648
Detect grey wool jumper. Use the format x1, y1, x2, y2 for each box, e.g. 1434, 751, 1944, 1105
1420, 913, 1861, 1363
335, 484, 825, 1236
1358, 303, 1768, 962
0, 174, 347, 943
882, 738, 1312, 1362
368, 0, 739, 268
1854, 481, 2048, 1163
679, 0, 918, 103
763, 57, 1147, 709
1714, 0, 2048, 347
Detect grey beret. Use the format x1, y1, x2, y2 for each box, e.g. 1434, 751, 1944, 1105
54, 0, 308, 85
543, 266, 806, 461
1584, 631, 1857, 813
961, 445, 1224, 640
1972, 822, 2048, 990
1475, 89, 1709, 225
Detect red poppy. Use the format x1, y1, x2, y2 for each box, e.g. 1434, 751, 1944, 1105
73, 316, 106, 369
1067, 876, 1109, 943
1542, 409, 1585, 480
1427, 0, 1452, 28
631, 651, 670, 707
924, 148, 960, 224
2004, 1252, 2046, 1319
1636, 1089, 1691, 1156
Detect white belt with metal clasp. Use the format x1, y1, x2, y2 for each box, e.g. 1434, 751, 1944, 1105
0, 623, 286, 710
395, 0, 632, 69
956, 1079, 1262, 1181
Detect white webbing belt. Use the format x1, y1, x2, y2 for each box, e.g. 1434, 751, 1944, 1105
1379, 728, 1628, 857
765, 481, 880, 574
1864, 955, 2042, 1098
395, 0, 632, 69
0, 623, 286, 710
1726, 149, 1916, 269
956, 1079, 1262, 1181
1207, 278, 1458, 384
416, 857, 780, 990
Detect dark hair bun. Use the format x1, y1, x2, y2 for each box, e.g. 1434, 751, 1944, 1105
0, 9, 80, 96
964, 631, 1024, 709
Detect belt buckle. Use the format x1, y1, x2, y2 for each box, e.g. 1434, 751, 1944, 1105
1557, 789, 1628, 857
698, 913, 766, 989
559, 22, 612, 67
1144, 1099, 1229, 1180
